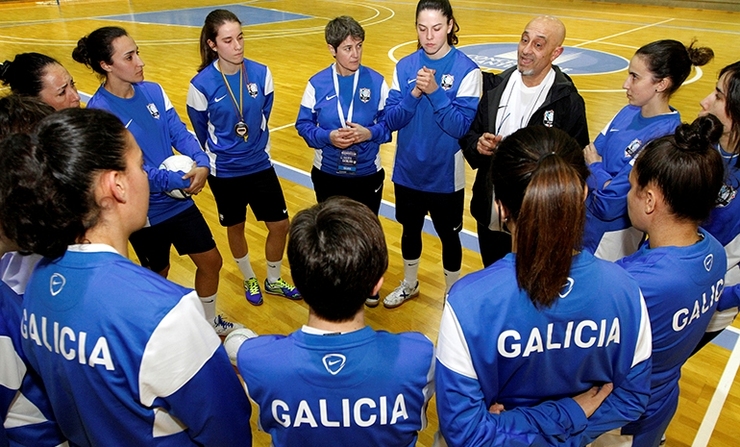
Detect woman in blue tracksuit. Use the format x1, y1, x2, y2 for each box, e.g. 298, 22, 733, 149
382, 0, 481, 308
582, 39, 713, 261
591, 116, 726, 447
295, 15, 390, 216
72, 26, 241, 335
0, 108, 252, 446
436, 126, 652, 447
694, 61, 740, 349
188, 9, 299, 307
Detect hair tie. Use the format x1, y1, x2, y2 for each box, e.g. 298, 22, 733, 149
538, 151, 557, 165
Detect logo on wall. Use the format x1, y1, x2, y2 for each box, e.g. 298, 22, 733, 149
459, 43, 629, 75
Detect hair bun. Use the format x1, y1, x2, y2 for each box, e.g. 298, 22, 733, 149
71, 37, 89, 65
675, 115, 723, 152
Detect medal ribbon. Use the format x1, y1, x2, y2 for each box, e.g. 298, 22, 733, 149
331, 64, 359, 128
219, 60, 247, 123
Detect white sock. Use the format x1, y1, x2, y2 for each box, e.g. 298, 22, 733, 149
403, 258, 420, 287
444, 269, 460, 294
235, 254, 256, 280
200, 293, 217, 322
266, 259, 282, 283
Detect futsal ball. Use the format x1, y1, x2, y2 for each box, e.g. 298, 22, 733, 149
224, 327, 258, 366
159, 154, 194, 199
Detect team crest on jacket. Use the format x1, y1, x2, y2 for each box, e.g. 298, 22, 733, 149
716, 183, 737, 207
322, 353, 346, 375
146, 103, 160, 119
359, 87, 371, 103
624, 138, 642, 158
440, 74, 454, 90
247, 83, 259, 98
543, 110, 554, 128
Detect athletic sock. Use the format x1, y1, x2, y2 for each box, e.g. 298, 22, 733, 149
444, 269, 460, 294
235, 253, 256, 280
404, 258, 420, 287
199, 293, 217, 322
266, 259, 282, 283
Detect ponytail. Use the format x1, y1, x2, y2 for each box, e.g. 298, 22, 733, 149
516, 155, 586, 307
491, 127, 588, 308
0, 108, 129, 258
198, 9, 242, 72
636, 39, 714, 97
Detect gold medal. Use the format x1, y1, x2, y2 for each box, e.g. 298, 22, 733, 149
235, 121, 249, 141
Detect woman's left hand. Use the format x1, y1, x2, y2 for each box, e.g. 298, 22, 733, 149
583, 143, 602, 165
183, 166, 209, 195
345, 122, 372, 144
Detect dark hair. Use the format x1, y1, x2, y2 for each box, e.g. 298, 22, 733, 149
198, 9, 242, 72
325, 16, 365, 49
0, 94, 55, 137
0, 108, 129, 259
287, 197, 388, 321
636, 39, 714, 97
415, 0, 459, 49
634, 115, 724, 223
0, 53, 59, 97
719, 61, 740, 158
72, 26, 129, 76
490, 127, 588, 308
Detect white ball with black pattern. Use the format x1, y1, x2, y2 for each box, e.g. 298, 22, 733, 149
159, 154, 194, 199
224, 327, 258, 366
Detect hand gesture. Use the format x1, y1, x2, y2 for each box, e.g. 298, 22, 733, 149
478, 133, 502, 156
330, 127, 355, 149
345, 121, 372, 144
583, 143, 602, 165
415, 66, 438, 95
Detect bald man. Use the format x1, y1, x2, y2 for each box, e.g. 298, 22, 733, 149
460, 16, 589, 267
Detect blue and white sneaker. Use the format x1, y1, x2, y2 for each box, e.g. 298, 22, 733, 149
383, 281, 419, 308
244, 277, 263, 306
212, 314, 244, 336
264, 278, 302, 300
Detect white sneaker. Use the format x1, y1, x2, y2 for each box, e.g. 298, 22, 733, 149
212, 314, 245, 336
365, 294, 380, 307
383, 281, 419, 308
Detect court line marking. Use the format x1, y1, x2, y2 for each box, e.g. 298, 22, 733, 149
572, 18, 675, 48
693, 325, 740, 447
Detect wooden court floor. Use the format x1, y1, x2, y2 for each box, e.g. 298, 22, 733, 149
1, 0, 739, 445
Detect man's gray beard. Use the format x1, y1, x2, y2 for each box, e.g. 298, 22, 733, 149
517, 65, 534, 77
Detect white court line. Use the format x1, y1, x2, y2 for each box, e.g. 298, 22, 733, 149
692, 325, 740, 447
269, 122, 296, 132
572, 18, 675, 48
